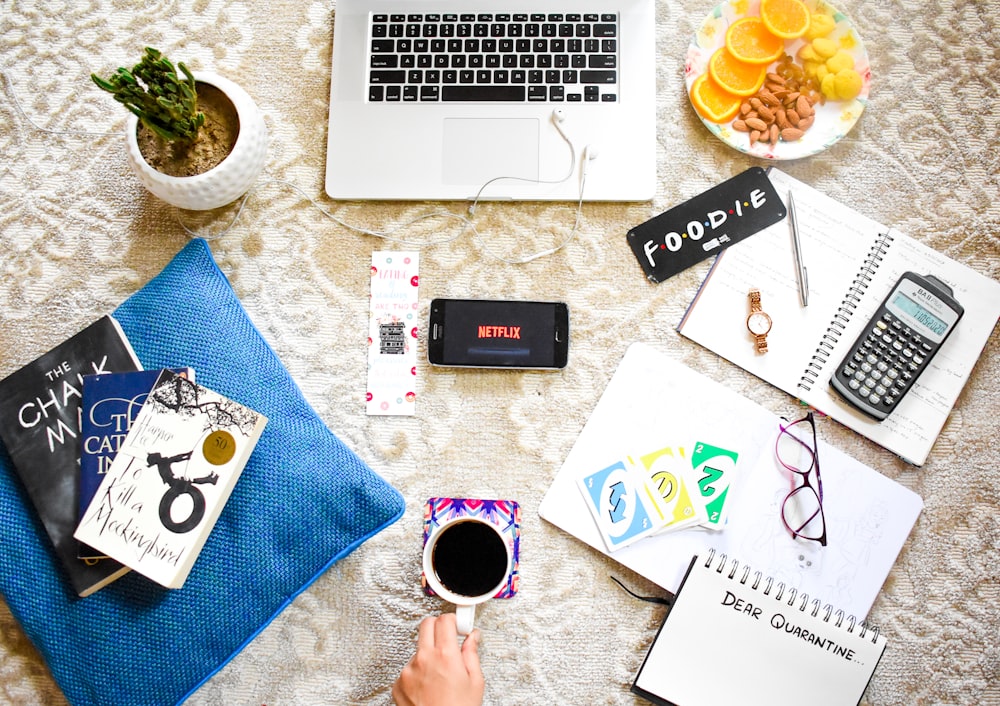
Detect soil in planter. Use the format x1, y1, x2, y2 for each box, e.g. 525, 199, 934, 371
136, 83, 240, 177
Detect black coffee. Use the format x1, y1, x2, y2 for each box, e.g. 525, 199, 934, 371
432, 520, 508, 598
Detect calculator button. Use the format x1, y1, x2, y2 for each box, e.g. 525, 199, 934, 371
869, 394, 881, 405
849, 379, 861, 390
866, 354, 879, 365
854, 371, 866, 381
886, 369, 899, 380
913, 354, 924, 365
860, 386, 872, 396
875, 384, 887, 396
861, 362, 872, 374
871, 370, 883, 382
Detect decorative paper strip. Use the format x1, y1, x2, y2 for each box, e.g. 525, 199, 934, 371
366, 252, 420, 416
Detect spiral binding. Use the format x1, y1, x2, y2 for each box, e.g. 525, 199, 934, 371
704, 549, 881, 644
797, 231, 896, 392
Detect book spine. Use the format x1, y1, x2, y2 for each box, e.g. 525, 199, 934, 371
797, 231, 895, 392
703, 549, 881, 644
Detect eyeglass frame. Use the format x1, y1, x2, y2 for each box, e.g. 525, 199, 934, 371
775, 411, 827, 547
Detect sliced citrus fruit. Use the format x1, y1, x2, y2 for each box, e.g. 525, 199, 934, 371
689, 72, 743, 123
707, 47, 767, 97
760, 0, 811, 40
725, 16, 785, 65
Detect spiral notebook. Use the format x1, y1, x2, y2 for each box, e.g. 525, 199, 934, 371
677, 169, 1000, 466
632, 552, 887, 706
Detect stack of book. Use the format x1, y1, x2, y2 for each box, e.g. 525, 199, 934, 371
0, 316, 267, 597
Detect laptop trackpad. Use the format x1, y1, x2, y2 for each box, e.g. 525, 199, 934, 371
443, 118, 539, 186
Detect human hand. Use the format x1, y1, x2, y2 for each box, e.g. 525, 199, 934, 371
391, 613, 485, 706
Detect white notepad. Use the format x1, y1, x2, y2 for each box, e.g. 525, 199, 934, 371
677, 168, 1000, 465
633, 553, 887, 706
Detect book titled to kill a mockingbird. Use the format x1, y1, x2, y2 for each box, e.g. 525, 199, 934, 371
75, 370, 267, 589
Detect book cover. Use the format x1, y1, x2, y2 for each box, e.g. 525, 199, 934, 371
78, 368, 193, 560
0, 316, 137, 597
632, 553, 887, 706
75, 370, 267, 589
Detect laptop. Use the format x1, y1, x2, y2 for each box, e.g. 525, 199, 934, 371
325, 0, 656, 201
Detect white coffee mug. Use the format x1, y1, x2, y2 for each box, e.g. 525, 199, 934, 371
422, 517, 512, 635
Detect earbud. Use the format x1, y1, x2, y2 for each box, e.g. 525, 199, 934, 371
583, 144, 599, 161
551, 108, 566, 124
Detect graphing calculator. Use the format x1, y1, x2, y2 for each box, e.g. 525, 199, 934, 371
830, 272, 964, 420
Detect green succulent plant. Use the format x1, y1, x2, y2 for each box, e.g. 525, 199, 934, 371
92, 47, 205, 142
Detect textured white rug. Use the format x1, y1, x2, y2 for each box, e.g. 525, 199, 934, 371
1, 0, 998, 704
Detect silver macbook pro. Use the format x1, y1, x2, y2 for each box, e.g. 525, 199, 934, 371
325, 0, 656, 201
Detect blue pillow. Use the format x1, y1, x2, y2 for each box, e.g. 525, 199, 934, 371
0, 238, 405, 706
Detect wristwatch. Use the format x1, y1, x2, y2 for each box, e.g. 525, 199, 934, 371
746, 288, 772, 354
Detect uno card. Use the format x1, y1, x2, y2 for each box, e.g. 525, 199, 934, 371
635, 445, 708, 534
626, 167, 786, 283
577, 458, 660, 552
689, 441, 740, 530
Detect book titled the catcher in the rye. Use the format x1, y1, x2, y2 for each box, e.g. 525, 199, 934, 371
75, 370, 267, 589
0, 316, 137, 597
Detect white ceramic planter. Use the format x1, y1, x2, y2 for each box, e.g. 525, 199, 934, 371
124, 71, 268, 211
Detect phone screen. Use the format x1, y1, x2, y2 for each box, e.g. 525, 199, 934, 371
428, 299, 569, 369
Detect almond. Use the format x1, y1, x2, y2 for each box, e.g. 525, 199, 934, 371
758, 105, 775, 122
745, 117, 768, 132
781, 127, 805, 141
796, 95, 814, 118
769, 124, 780, 144
759, 90, 781, 107
787, 110, 800, 126
733, 119, 749, 132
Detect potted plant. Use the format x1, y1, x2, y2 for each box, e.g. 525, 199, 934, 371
92, 47, 267, 211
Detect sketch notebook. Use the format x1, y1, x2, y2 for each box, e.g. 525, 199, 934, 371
632, 553, 887, 706
677, 168, 1000, 466
538, 342, 923, 619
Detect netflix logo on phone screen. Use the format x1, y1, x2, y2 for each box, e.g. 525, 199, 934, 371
477, 325, 521, 340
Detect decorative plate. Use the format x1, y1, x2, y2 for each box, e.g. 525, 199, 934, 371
685, 0, 870, 160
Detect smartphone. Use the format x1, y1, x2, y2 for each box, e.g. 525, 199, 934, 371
830, 272, 963, 420
427, 298, 569, 369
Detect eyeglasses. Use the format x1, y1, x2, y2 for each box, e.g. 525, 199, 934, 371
775, 412, 827, 546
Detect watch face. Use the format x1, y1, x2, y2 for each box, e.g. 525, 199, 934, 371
747, 311, 772, 335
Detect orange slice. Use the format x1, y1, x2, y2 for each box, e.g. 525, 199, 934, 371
707, 47, 767, 97
760, 0, 812, 40
725, 16, 785, 65
689, 72, 743, 123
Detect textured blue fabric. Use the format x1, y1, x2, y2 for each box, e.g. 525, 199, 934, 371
0, 238, 405, 705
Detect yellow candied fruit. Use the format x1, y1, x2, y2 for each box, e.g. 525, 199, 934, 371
802, 60, 822, 78
798, 44, 820, 62
820, 72, 837, 99
833, 68, 863, 100
811, 37, 838, 58
804, 13, 836, 39
826, 49, 855, 73
815, 63, 830, 82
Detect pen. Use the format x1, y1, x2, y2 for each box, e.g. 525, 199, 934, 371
787, 190, 809, 307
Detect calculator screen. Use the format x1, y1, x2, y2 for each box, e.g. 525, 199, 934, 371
890, 291, 949, 337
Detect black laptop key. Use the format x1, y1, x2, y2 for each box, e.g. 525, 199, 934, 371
370, 70, 406, 84
580, 70, 616, 84
594, 23, 617, 37
442, 85, 526, 101
588, 54, 616, 68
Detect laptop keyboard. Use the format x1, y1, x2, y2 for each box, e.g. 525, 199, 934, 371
367, 12, 619, 103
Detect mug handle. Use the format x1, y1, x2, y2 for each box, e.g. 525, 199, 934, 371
456, 604, 476, 636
